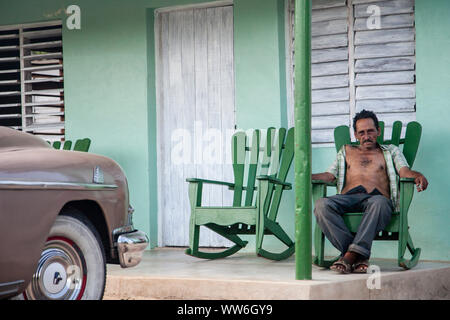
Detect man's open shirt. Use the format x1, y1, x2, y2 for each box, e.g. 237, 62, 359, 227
326, 144, 409, 212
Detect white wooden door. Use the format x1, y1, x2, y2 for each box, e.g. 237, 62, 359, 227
156, 5, 235, 247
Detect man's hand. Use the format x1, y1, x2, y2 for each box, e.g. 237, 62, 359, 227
399, 167, 428, 192
414, 173, 428, 192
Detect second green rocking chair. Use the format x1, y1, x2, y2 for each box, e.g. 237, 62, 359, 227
185, 127, 295, 260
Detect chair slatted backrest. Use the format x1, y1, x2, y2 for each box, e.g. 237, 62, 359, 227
261, 127, 285, 216
266, 127, 295, 221
402, 121, 421, 167
231, 130, 260, 207
334, 125, 351, 152
62, 140, 72, 150
244, 129, 260, 206
390, 121, 402, 146
376, 121, 385, 145
259, 127, 275, 177
52, 141, 61, 149
334, 120, 422, 168
231, 128, 289, 208
73, 138, 91, 152
48, 139, 89, 152
230, 127, 294, 221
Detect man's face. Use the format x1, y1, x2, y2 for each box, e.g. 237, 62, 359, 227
354, 118, 380, 148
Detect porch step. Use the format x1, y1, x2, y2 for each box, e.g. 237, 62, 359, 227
104, 248, 450, 300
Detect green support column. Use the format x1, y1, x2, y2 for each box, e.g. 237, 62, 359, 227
294, 0, 312, 280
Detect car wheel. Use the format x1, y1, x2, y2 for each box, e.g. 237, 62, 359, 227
20, 212, 106, 300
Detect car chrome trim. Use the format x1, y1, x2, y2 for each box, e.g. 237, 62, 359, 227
117, 230, 149, 268
93, 166, 104, 184
0, 180, 118, 190
112, 225, 134, 241
24, 237, 87, 300
0, 280, 24, 297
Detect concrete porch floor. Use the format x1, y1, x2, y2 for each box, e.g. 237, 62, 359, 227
104, 247, 450, 300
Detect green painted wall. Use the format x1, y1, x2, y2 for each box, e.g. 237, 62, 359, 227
1, 0, 449, 261
234, 0, 286, 129
412, 0, 450, 260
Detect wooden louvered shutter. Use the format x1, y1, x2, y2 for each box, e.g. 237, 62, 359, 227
287, 0, 350, 146
310, 0, 351, 145
287, 0, 416, 145
0, 27, 21, 129
0, 21, 64, 141
353, 0, 416, 138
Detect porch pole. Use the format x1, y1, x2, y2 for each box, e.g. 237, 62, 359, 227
294, 0, 312, 280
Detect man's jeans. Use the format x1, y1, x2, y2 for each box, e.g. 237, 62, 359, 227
313, 185, 393, 258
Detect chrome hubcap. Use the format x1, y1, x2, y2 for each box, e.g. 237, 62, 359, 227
42, 260, 66, 294
24, 237, 86, 300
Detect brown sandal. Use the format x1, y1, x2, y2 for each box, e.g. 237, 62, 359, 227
353, 259, 370, 273
330, 257, 353, 274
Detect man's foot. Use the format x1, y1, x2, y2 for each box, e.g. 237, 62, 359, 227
343, 251, 361, 265
330, 257, 353, 274
330, 251, 369, 274
353, 259, 370, 273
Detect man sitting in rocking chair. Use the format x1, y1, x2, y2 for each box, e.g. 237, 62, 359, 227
312, 110, 428, 274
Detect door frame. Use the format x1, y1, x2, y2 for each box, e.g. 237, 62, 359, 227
154, 0, 235, 247
154, 0, 233, 15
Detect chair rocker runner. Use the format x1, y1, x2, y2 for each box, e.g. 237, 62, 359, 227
185, 127, 295, 260
312, 120, 422, 270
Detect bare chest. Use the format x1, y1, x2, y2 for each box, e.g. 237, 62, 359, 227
345, 147, 387, 173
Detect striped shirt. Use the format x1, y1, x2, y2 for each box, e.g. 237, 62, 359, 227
326, 144, 409, 211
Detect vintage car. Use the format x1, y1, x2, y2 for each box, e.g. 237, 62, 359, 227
0, 127, 149, 300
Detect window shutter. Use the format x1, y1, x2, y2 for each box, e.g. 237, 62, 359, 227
0, 21, 64, 141
287, 0, 416, 145
288, 0, 351, 146
353, 0, 416, 137
0, 27, 21, 129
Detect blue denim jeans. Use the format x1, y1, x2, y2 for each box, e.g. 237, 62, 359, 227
314, 185, 393, 258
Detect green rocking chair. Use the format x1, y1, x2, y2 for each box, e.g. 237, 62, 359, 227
312, 121, 422, 270
72, 138, 91, 152
185, 127, 295, 260
49, 138, 90, 152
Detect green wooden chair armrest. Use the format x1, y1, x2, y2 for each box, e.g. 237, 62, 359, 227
399, 177, 416, 210
256, 175, 292, 190
186, 178, 235, 188
312, 179, 337, 187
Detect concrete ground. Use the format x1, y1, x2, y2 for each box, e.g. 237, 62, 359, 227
104, 247, 450, 300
